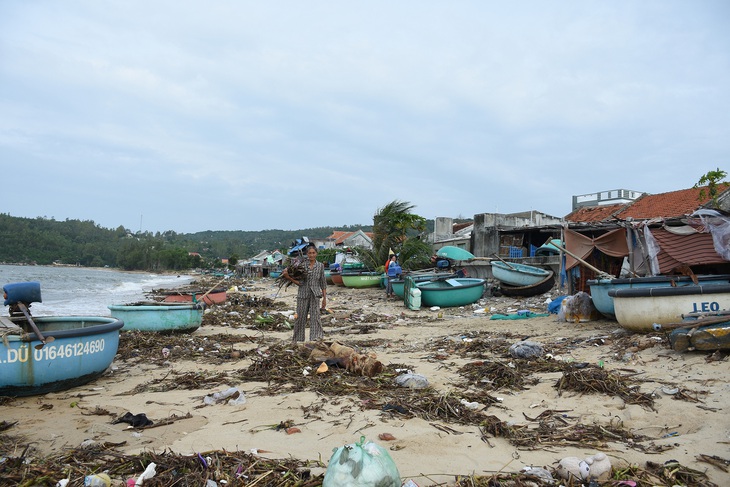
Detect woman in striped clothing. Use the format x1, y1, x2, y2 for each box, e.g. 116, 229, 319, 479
283, 243, 327, 342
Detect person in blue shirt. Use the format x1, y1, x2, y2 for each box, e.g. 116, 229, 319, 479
385, 254, 400, 299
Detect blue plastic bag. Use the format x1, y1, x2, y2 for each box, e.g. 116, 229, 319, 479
548, 295, 568, 314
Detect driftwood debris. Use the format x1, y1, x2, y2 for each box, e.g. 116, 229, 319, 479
303, 341, 384, 377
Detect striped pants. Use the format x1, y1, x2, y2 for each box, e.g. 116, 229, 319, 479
294, 294, 323, 342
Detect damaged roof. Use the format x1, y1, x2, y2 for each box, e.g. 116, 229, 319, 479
566, 184, 730, 223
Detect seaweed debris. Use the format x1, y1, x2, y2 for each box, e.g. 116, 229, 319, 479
555, 365, 656, 410
0, 444, 324, 486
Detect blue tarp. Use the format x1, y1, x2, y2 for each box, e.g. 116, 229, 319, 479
288, 243, 309, 256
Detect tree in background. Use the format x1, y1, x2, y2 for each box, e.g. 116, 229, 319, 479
695, 168, 728, 206
364, 200, 430, 271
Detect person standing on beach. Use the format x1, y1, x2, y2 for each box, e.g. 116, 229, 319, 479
385, 254, 398, 298
283, 243, 327, 342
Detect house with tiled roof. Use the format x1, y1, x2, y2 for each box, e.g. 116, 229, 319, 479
322, 230, 374, 250
563, 184, 730, 293
566, 184, 730, 224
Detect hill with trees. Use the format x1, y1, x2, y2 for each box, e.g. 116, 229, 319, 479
0, 213, 379, 270
0, 201, 453, 272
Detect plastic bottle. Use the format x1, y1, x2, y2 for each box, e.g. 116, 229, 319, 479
84, 473, 111, 487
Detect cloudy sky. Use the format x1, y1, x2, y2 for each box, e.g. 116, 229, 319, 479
2, 1, 729, 234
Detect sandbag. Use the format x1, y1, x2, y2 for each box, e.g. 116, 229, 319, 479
322, 436, 400, 487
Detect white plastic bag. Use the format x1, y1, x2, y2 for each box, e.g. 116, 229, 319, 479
322, 436, 400, 487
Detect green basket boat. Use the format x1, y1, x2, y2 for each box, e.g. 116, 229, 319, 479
416, 278, 486, 307
341, 271, 382, 288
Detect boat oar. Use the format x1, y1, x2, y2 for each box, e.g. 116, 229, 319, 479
490, 253, 517, 270
652, 314, 730, 332
16, 302, 54, 349
196, 278, 225, 305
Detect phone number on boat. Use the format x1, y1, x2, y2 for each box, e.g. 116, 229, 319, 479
2, 339, 106, 364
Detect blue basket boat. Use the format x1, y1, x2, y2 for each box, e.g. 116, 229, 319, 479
0, 315, 124, 397
108, 302, 203, 333
416, 278, 486, 307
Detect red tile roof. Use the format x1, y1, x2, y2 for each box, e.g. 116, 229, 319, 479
326, 230, 374, 245
566, 185, 730, 223
564, 204, 626, 223
616, 185, 729, 220
327, 231, 349, 244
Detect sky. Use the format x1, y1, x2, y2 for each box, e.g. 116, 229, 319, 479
2, 1, 729, 234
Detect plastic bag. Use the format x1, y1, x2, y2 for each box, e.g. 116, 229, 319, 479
322, 436, 401, 487
559, 292, 600, 322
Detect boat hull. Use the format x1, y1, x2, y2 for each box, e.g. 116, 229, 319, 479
436, 246, 475, 261
331, 272, 344, 286
108, 303, 203, 333
0, 316, 124, 397
670, 321, 730, 352
588, 275, 730, 319
162, 289, 226, 305
609, 284, 730, 332
342, 272, 382, 288
416, 278, 486, 307
491, 261, 551, 287
391, 271, 462, 298
499, 271, 555, 297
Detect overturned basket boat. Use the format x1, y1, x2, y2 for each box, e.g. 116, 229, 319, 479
499, 271, 555, 298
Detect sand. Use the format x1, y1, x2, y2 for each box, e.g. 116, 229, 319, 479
3, 276, 729, 486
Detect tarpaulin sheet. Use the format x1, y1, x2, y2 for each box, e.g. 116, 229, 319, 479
564, 227, 629, 270
650, 227, 727, 273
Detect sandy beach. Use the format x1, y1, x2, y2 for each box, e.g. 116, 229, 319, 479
2, 275, 728, 486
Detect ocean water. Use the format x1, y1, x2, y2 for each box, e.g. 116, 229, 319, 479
0, 265, 194, 317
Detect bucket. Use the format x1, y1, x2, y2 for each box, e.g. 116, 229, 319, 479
3, 281, 42, 306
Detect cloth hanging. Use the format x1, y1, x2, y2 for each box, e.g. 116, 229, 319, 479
699, 214, 730, 261
564, 227, 629, 270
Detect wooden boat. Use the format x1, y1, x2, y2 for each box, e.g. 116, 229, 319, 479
0, 315, 124, 396
341, 271, 382, 289
108, 302, 203, 333
436, 246, 475, 261
491, 261, 552, 287
2, 281, 124, 396
499, 271, 555, 297
608, 284, 730, 332
665, 313, 730, 352
588, 275, 730, 319
161, 287, 227, 305
416, 278, 486, 307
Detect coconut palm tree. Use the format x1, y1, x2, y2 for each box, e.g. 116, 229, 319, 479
366, 200, 430, 271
